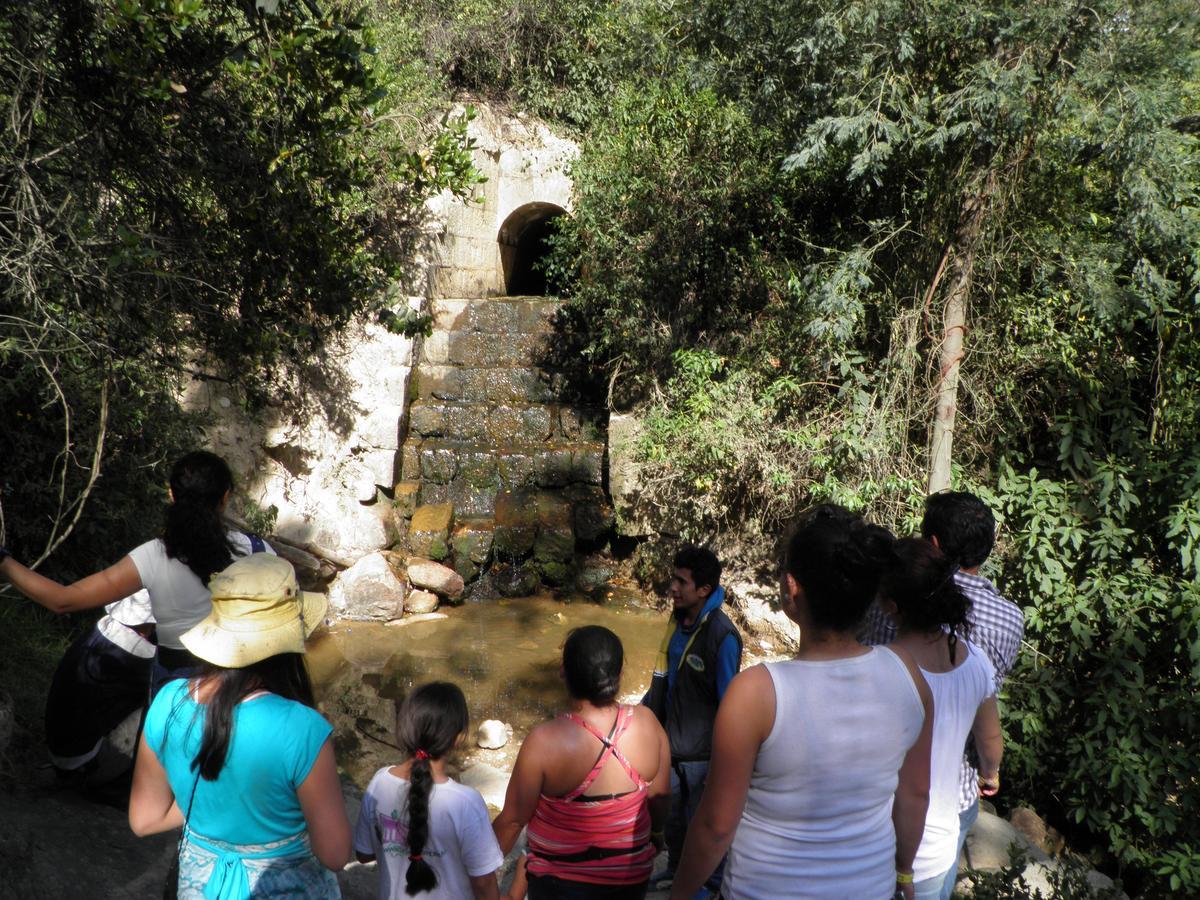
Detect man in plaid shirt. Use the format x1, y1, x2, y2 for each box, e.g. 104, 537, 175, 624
861, 491, 1024, 900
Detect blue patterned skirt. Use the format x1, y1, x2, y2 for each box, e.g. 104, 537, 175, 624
176, 827, 340, 899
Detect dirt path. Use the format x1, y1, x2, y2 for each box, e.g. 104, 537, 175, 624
0, 763, 377, 900
0, 762, 669, 899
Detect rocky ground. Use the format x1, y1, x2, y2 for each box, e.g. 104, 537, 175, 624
0, 761, 375, 900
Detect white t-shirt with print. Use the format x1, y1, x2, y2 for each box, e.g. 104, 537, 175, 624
355, 767, 503, 900
128, 531, 270, 650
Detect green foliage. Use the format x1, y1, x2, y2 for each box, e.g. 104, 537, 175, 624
377, 0, 652, 129
528, 0, 1200, 894
545, 77, 794, 401
994, 459, 1200, 894
0, 0, 476, 572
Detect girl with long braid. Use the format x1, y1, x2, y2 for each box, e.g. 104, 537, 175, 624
355, 682, 506, 899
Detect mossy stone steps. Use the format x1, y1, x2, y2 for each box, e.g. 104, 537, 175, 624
401, 295, 604, 520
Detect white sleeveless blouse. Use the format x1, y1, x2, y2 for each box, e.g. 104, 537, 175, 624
723, 647, 925, 899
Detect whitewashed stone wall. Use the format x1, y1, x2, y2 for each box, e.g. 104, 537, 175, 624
192, 105, 579, 565
189, 316, 415, 563
426, 105, 577, 298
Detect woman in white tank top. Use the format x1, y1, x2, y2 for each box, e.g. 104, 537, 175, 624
0, 451, 264, 694
669, 505, 934, 900
880, 538, 1002, 899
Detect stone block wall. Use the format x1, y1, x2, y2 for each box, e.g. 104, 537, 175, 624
191, 104, 600, 611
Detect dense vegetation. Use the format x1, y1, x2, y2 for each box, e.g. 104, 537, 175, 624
2, 0, 1197, 896
0, 0, 476, 741
391, 0, 1198, 894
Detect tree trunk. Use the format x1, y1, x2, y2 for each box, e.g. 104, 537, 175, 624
927, 170, 996, 494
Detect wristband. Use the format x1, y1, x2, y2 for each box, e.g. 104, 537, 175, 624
895, 872, 914, 885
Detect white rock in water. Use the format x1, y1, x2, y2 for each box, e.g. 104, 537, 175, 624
327, 552, 405, 621
405, 589, 440, 614
476, 719, 510, 749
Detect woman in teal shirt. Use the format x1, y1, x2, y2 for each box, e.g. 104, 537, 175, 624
129, 553, 350, 899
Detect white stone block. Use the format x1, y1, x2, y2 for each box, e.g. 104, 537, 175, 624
358, 450, 396, 488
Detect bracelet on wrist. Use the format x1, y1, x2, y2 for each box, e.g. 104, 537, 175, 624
895, 871, 914, 885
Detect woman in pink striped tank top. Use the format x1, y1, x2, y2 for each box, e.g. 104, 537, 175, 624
493, 626, 671, 899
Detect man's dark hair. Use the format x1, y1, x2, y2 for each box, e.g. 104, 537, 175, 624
922, 491, 995, 569
673, 545, 722, 595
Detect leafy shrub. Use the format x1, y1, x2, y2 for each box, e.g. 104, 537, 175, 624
994, 464, 1200, 896
536, 1, 1200, 895
546, 77, 795, 404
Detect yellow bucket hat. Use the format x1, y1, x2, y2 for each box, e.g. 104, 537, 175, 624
180, 553, 328, 668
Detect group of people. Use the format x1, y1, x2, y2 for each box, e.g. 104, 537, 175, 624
479, 491, 1020, 900
0, 448, 1025, 900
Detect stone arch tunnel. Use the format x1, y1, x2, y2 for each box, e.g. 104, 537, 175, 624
497, 202, 567, 296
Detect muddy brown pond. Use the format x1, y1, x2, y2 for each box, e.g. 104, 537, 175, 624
305, 593, 667, 788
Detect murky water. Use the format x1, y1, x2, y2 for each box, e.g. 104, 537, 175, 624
306, 594, 667, 787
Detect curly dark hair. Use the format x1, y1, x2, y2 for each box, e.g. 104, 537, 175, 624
781, 504, 896, 632
922, 491, 995, 569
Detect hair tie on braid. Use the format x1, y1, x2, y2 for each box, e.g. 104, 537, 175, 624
409, 854, 422, 862
414, 749, 431, 760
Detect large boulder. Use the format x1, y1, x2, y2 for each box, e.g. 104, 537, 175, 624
283, 493, 392, 563
328, 552, 406, 620
966, 809, 1049, 871
964, 811, 1126, 899
407, 556, 465, 601
409, 502, 454, 561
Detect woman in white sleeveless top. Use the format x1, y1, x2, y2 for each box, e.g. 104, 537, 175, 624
881, 538, 1002, 899
670, 506, 934, 900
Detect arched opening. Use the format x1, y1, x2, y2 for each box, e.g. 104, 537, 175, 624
498, 202, 566, 296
